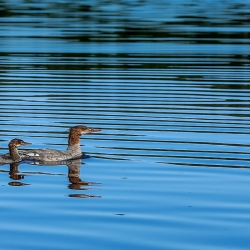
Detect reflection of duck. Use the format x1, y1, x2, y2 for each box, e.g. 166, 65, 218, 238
67, 159, 92, 189
0, 138, 31, 163
8, 162, 29, 186
9, 162, 23, 180
67, 159, 101, 198
20, 125, 101, 162
29, 158, 93, 189
28, 158, 101, 198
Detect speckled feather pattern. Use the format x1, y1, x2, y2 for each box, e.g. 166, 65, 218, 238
0, 153, 18, 164
19, 144, 82, 162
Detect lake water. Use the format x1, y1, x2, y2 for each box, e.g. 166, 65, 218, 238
0, 0, 250, 249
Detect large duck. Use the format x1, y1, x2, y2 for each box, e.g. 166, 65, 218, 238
19, 125, 101, 162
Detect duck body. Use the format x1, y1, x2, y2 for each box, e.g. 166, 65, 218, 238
19, 125, 101, 162
0, 154, 18, 164
20, 145, 82, 162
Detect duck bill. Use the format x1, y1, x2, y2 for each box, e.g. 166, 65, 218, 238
23, 141, 32, 146
88, 128, 101, 133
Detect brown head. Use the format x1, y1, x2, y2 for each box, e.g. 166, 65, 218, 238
8, 138, 32, 162
68, 125, 101, 146
8, 138, 32, 148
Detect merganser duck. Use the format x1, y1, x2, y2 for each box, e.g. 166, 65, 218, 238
20, 125, 101, 162
0, 138, 31, 163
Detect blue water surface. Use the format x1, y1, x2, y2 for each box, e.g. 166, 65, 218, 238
0, 0, 250, 249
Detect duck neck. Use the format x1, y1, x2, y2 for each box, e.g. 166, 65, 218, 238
67, 131, 82, 154
9, 146, 21, 162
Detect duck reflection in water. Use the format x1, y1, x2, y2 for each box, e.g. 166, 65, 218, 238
67, 159, 92, 189
8, 162, 30, 186
26, 158, 101, 198
67, 159, 101, 198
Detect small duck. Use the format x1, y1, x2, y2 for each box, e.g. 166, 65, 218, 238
19, 125, 101, 162
0, 138, 31, 163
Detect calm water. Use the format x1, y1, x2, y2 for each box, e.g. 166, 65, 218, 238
0, 0, 250, 249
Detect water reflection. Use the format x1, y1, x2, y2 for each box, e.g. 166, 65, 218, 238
9, 162, 29, 186
2, 159, 101, 198
67, 159, 97, 190
0, 0, 250, 249
31, 159, 101, 198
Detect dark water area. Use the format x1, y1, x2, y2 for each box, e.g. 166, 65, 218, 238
0, 0, 250, 249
